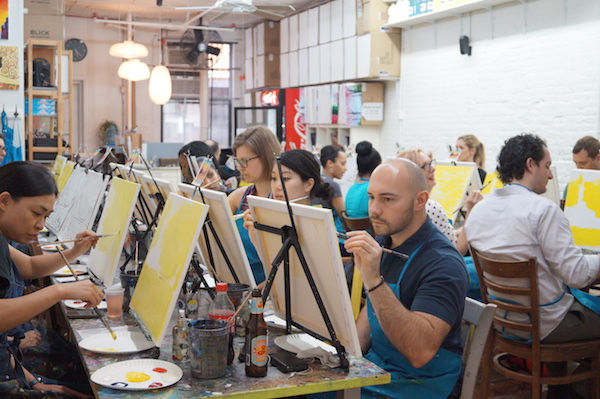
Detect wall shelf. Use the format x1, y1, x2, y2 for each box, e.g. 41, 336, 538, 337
384, 0, 521, 29
25, 39, 73, 162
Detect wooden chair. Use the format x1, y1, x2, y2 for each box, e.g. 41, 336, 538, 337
340, 211, 374, 319
470, 247, 600, 399
460, 297, 496, 399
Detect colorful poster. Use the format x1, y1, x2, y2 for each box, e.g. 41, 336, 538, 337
284, 88, 307, 150
564, 169, 600, 251
344, 83, 362, 127
0, 46, 19, 89
0, 0, 8, 40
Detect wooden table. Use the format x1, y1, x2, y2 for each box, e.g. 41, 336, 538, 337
65, 309, 390, 398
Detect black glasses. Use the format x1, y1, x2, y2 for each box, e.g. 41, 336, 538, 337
420, 159, 436, 172
233, 156, 259, 169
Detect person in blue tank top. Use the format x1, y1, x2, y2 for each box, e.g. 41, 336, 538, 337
228, 126, 282, 284
345, 141, 381, 218
344, 158, 469, 399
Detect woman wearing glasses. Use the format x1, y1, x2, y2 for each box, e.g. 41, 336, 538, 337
397, 149, 457, 246
228, 126, 281, 284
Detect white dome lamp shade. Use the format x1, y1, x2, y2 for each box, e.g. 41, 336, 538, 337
109, 40, 149, 59
149, 65, 172, 105
117, 59, 150, 81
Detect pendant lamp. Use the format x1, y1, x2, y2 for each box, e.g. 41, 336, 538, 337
149, 65, 172, 105
118, 59, 150, 81
110, 40, 149, 59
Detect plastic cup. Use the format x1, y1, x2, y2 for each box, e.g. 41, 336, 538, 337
188, 319, 229, 379
105, 286, 125, 318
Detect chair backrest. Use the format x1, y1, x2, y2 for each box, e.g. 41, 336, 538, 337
469, 246, 541, 347
340, 210, 374, 233
460, 297, 497, 399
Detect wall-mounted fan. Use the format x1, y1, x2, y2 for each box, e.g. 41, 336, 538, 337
179, 25, 223, 69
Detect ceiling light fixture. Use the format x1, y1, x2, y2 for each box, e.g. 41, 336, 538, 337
118, 58, 150, 81
110, 40, 149, 59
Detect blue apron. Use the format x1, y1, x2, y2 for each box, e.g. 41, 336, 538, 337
364, 242, 462, 398
235, 186, 266, 284
569, 287, 600, 315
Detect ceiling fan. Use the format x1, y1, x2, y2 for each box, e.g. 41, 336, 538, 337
177, 0, 294, 22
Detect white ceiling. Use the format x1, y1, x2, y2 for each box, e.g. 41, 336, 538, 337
65, 0, 327, 30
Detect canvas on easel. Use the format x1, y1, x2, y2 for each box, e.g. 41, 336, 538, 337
178, 183, 255, 287
45, 167, 109, 246
248, 196, 361, 358
564, 169, 600, 251
52, 155, 68, 183
87, 177, 140, 286
57, 161, 76, 192
430, 161, 480, 223
130, 194, 209, 346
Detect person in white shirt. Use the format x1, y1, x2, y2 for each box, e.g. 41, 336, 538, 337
465, 134, 600, 398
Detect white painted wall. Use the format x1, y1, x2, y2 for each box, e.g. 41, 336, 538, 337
377, 0, 600, 192
4, 0, 24, 160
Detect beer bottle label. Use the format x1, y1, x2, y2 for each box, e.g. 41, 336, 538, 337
250, 335, 268, 366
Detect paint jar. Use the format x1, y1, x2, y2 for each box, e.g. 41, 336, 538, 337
196, 289, 212, 318
120, 271, 140, 314
188, 319, 229, 379
105, 286, 125, 318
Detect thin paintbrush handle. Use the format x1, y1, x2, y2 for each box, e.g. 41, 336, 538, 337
336, 232, 409, 259
50, 233, 118, 246
57, 248, 116, 340
56, 247, 79, 281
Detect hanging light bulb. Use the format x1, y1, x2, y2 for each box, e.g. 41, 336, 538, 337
118, 59, 150, 81
110, 40, 149, 59
149, 65, 172, 105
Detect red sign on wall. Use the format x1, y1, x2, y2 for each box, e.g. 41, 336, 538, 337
284, 88, 306, 150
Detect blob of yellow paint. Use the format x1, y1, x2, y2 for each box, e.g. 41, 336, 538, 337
125, 371, 151, 383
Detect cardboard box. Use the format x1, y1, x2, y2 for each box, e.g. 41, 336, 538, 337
357, 30, 401, 79
255, 21, 280, 56
24, 14, 65, 41
24, 0, 63, 15
360, 82, 384, 126
255, 53, 280, 89
357, 0, 390, 35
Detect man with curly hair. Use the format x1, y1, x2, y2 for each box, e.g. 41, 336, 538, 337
465, 134, 600, 398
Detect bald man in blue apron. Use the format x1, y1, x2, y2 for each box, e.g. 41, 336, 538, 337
345, 158, 469, 398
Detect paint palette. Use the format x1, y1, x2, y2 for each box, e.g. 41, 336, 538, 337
79, 331, 154, 354
91, 359, 182, 390
274, 334, 336, 355
63, 299, 107, 310
52, 265, 88, 276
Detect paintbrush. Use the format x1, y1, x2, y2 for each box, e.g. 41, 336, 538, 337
452, 180, 493, 215
337, 232, 409, 259
49, 233, 118, 246
56, 247, 117, 340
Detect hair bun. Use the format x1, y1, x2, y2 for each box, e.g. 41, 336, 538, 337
356, 141, 373, 156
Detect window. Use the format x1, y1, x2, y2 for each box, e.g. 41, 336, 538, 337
162, 43, 233, 146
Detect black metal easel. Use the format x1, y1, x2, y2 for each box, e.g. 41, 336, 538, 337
253, 156, 350, 370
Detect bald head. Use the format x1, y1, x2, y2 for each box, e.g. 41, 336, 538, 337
372, 158, 428, 195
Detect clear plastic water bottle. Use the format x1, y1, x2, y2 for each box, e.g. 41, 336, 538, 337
208, 282, 235, 364
172, 309, 189, 361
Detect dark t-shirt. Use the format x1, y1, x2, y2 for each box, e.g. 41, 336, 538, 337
377, 218, 469, 355
0, 235, 12, 299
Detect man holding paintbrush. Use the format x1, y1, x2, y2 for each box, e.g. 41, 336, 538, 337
344, 158, 468, 399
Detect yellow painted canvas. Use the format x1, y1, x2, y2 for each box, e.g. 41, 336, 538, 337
130, 194, 208, 346
564, 169, 600, 250
57, 161, 76, 192
87, 177, 140, 285
52, 155, 68, 183
430, 164, 477, 222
